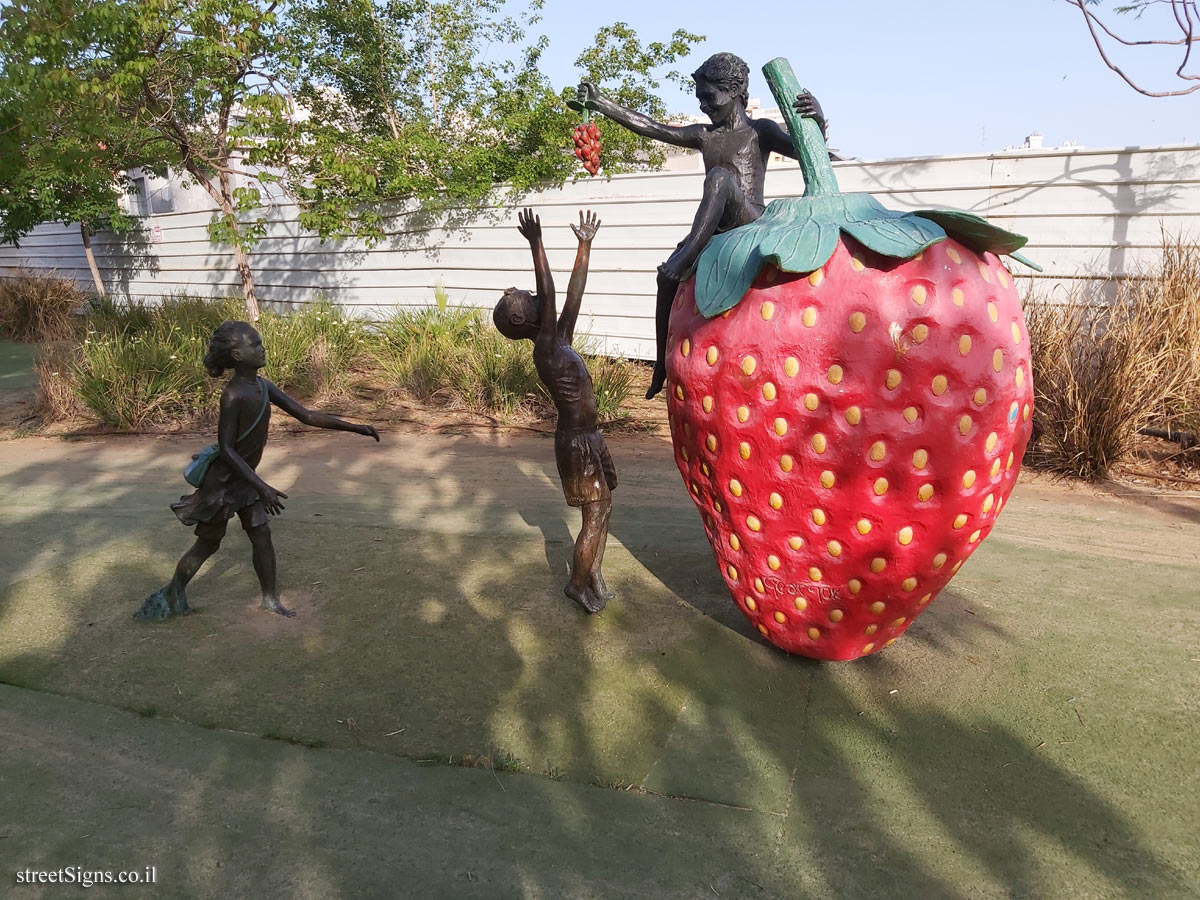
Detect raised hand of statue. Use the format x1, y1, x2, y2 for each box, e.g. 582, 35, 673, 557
516, 207, 542, 245
792, 90, 827, 138
570, 209, 601, 244
576, 81, 604, 110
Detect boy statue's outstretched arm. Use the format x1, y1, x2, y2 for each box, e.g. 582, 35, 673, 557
559, 210, 600, 345
516, 208, 556, 345
578, 81, 705, 150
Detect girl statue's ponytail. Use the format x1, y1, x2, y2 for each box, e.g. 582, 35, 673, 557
205, 320, 251, 377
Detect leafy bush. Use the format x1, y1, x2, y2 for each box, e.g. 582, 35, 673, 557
258, 300, 368, 399
373, 302, 636, 422
587, 352, 641, 423
37, 289, 639, 429
372, 285, 480, 358
73, 327, 213, 428
0, 271, 90, 342
70, 295, 234, 428
459, 325, 545, 416
374, 304, 540, 413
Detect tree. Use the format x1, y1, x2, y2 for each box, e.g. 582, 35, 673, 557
278, 5, 702, 244
0, 0, 296, 318
1, 0, 702, 317
0, 101, 138, 300
0, 6, 171, 298
1066, 0, 1200, 96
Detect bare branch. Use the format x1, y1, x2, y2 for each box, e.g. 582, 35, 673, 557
1065, 0, 1200, 96
1176, 0, 1198, 77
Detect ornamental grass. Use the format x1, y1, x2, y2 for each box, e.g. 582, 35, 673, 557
1026, 234, 1200, 480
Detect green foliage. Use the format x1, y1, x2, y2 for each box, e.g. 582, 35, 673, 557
74, 329, 213, 430
372, 302, 636, 421
0, 0, 287, 310
72, 295, 240, 428
583, 351, 640, 423
68, 294, 375, 426
279, 5, 703, 242
571, 23, 704, 173
47, 292, 638, 429
257, 301, 369, 398
373, 305, 538, 412
459, 326, 546, 417
1, 0, 702, 318
0, 4, 153, 253
0, 116, 141, 249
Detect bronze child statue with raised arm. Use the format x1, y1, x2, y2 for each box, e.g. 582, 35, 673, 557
576, 52, 829, 399
493, 209, 616, 614
136, 320, 379, 621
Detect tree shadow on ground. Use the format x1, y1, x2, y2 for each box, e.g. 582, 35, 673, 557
0, 429, 1193, 897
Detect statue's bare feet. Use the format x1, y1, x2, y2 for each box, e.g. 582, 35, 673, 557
260, 596, 296, 618
657, 257, 691, 283
589, 572, 615, 602
645, 362, 668, 400
135, 584, 188, 621
564, 582, 606, 614
135, 587, 172, 621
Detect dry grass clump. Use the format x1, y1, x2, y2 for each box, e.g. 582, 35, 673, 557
35, 341, 85, 421
1027, 235, 1200, 480
1152, 238, 1200, 432
0, 271, 90, 342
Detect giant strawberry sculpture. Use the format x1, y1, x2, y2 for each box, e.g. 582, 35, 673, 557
667, 59, 1038, 660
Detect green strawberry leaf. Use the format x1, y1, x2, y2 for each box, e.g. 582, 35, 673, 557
1008, 251, 1043, 272
693, 195, 1042, 318
695, 193, 947, 317
910, 208, 1028, 256
753, 200, 841, 274
841, 214, 946, 260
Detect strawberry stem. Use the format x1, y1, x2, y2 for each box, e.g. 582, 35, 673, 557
762, 58, 839, 198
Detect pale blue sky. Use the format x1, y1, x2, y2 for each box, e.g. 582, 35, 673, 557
524, 0, 1200, 159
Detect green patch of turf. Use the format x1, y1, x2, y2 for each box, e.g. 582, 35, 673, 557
0, 340, 36, 393
2, 433, 1198, 897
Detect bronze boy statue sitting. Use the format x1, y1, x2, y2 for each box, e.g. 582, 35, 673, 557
136, 320, 379, 621
576, 51, 830, 399
493, 209, 616, 614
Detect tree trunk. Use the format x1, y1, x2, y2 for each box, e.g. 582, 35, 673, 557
80, 223, 106, 298
187, 159, 261, 321
230, 239, 261, 322
216, 168, 261, 321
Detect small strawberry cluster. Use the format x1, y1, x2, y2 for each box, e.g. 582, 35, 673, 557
572, 122, 602, 175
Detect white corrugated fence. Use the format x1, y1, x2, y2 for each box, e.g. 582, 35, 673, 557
3, 143, 1197, 360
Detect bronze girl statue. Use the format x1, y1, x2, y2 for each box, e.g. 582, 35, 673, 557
136, 320, 379, 621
